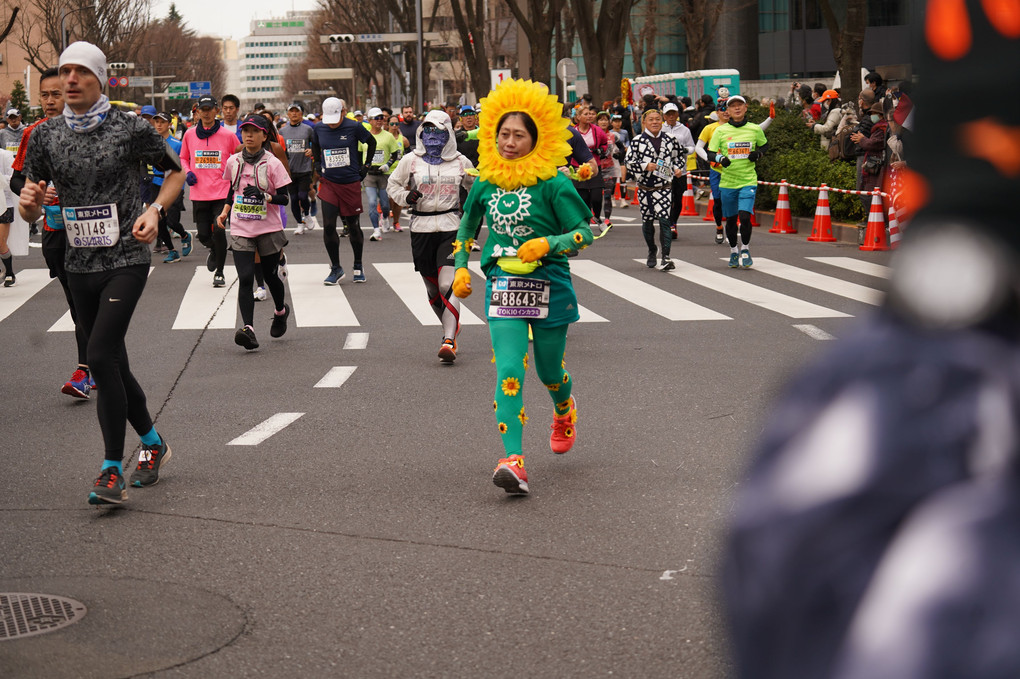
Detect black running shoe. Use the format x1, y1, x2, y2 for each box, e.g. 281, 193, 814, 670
88, 467, 127, 505
130, 439, 172, 487
206, 250, 216, 272
646, 252, 656, 268
213, 273, 226, 287
661, 258, 676, 272
235, 326, 259, 350
270, 303, 290, 338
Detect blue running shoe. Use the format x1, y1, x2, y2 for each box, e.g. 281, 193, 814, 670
728, 252, 740, 268
353, 269, 366, 283
324, 266, 345, 285
61, 368, 92, 399
163, 250, 181, 263
740, 249, 753, 268
181, 232, 193, 257
87, 375, 96, 391
88, 467, 126, 505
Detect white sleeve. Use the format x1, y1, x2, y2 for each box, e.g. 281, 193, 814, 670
387, 155, 415, 207
695, 139, 708, 161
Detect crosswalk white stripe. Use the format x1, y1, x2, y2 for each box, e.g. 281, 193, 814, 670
50, 266, 156, 332
807, 256, 891, 279
0, 269, 53, 324
724, 257, 883, 305
373, 262, 484, 326
655, 260, 850, 319
227, 412, 304, 445
468, 261, 609, 323
574, 259, 730, 321
286, 263, 360, 327
314, 366, 358, 388
172, 266, 238, 329
343, 332, 369, 349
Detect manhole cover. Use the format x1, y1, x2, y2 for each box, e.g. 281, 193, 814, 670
1, 593, 87, 641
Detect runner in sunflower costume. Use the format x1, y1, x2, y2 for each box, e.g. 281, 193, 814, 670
452, 79, 594, 496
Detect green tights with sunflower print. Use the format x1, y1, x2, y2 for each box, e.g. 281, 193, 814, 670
490, 319, 572, 455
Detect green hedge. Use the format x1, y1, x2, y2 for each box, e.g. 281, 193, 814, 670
745, 103, 865, 224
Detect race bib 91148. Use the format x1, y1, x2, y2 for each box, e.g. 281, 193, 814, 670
64, 203, 120, 248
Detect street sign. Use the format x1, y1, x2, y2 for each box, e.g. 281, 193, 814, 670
168, 82, 189, 99
129, 76, 153, 88
490, 69, 511, 90
118, 76, 129, 87
308, 68, 354, 80
556, 58, 578, 81
108, 77, 119, 87
189, 81, 211, 98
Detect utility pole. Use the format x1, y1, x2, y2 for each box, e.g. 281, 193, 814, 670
415, 0, 424, 111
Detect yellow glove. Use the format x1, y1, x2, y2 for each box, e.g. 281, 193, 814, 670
452, 267, 473, 299
517, 237, 550, 263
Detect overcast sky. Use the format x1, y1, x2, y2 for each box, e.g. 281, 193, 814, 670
152, 0, 319, 40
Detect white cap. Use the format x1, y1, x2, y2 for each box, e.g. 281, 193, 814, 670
726, 95, 747, 106
322, 97, 344, 124
6, 108, 19, 117
58, 41, 107, 84
354, 110, 363, 116
366, 107, 383, 118
662, 102, 679, 114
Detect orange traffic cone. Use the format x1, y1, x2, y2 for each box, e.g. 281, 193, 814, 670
702, 194, 715, 222
860, 190, 890, 251
807, 184, 836, 242
750, 210, 760, 227
887, 202, 901, 249
769, 181, 796, 234
630, 185, 640, 206
679, 174, 698, 216
612, 181, 622, 208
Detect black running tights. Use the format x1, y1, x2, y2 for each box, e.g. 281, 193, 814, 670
725, 211, 753, 248
233, 250, 284, 327
67, 265, 153, 462
320, 200, 364, 268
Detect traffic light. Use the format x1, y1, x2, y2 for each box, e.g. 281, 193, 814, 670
328, 34, 355, 43
107, 62, 133, 70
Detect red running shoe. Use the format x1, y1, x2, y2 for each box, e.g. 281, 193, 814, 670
549, 396, 578, 454
492, 454, 529, 495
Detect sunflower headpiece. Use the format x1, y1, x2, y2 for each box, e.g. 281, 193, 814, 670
476, 79, 571, 191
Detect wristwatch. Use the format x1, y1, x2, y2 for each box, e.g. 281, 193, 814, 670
151, 202, 166, 219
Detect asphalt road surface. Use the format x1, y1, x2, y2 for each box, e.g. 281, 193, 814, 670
1, 204, 892, 678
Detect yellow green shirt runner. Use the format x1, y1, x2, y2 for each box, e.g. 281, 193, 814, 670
708, 122, 767, 189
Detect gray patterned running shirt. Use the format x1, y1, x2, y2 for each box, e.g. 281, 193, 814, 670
24, 110, 169, 274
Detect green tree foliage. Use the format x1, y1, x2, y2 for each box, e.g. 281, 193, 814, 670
748, 102, 864, 224
8, 80, 30, 122
168, 3, 183, 23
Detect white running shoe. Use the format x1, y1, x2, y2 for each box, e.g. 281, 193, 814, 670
254, 286, 267, 301
294, 220, 306, 235
381, 216, 392, 232
370, 228, 382, 241
305, 215, 318, 231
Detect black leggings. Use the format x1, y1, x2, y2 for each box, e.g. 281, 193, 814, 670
42, 231, 88, 365
669, 176, 685, 224
157, 191, 188, 250
193, 199, 228, 274
288, 173, 313, 222
575, 187, 603, 221
233, 250, 285, 327
320, 200, 364, 269
602, 178, 617, 221
67, 264, 153, 462
726, 211, 753, 248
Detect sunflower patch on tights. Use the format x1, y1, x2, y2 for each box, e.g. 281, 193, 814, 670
490, 319, 571, 455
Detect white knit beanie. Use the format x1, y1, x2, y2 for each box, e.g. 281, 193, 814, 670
58, 41, 107, 84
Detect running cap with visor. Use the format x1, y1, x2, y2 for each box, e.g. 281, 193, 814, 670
321, 97, 345, 124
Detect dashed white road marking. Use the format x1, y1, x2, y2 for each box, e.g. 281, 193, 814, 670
793, 324, 837, 340
343, 332, 369, 349
314, 366, 358, 388
227, 412, 304, 446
